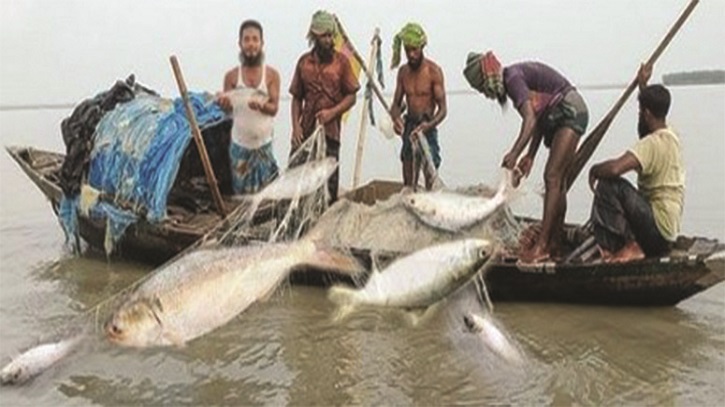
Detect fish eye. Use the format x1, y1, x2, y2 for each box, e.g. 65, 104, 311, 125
110, 324, 123, 335
479, 249, 488, 258
463, 315, 474, 330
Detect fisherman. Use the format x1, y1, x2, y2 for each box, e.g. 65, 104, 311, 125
464, 52, 589, 264
217, 19, 281, 194
390, 22, 447, 190
588, 64, 684, 262
289, 10, 360, 202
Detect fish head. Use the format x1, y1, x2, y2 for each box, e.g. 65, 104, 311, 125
1, 359, 28, 385
459, 239, 495, 275
105, 298, 163, 347
402, 193, 436, 216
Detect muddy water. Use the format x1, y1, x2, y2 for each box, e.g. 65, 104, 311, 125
1, 87, 723, 405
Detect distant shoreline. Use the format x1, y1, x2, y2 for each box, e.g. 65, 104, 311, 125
663, 70, 725, 86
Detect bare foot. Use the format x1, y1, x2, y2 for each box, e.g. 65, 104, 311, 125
518, 244, 551, 264
606, 241, 645, 263
598, 245, 614, 261
518, 224, 542, 252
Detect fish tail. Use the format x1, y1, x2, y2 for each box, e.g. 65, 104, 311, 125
303, 245, 366, 276
498, 169, 521, 202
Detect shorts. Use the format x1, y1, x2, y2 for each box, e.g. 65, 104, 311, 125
539, 89, 589, 148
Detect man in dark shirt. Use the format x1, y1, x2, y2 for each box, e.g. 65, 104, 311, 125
289, 10, 360, 202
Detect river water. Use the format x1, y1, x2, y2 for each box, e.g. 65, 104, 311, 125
1, 86, 723, 405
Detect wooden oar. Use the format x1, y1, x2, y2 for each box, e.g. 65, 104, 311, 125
566, 0, 700, 190
352, 29, 381, 189
334, 15, 444, 189
170, 55, 226, 216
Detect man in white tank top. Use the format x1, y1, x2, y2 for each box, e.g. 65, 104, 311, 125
218, 20, 280, 195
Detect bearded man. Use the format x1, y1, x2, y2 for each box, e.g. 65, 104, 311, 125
289, 10, 360, 202
588, 64, 684, 262
389, 23, 447, 190
218, 19, 281, 194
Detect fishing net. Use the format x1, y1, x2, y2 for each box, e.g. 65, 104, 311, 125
313, 185, 523, 255
85, 126, 336, 330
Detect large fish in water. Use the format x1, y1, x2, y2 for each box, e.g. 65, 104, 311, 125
402, 170, 516, 232
105, 239, 362, 348
328, 239, 494, 309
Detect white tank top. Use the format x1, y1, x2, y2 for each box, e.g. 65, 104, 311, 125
229, 65, 274, 149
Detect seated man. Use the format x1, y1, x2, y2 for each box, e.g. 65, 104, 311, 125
588, 64, 685, 262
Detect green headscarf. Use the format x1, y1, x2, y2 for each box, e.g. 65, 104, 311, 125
391, 23, 427, 69
307, 10, 337, 43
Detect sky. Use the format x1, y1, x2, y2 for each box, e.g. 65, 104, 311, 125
0, 0, 723, 106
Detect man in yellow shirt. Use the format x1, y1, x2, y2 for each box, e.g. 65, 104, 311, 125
588, 64, 685, 262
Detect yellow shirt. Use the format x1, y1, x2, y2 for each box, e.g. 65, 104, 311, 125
628, 127, 685, 241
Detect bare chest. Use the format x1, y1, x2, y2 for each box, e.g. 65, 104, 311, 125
402, 71, 434, 98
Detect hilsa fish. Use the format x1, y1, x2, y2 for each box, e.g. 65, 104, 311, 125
463, 312, 523, 365
1, 334, 84, 385
403, 170, 517, 232
232, 156, 337, 224
328, 239, 494, 309
105, 239, 363, 348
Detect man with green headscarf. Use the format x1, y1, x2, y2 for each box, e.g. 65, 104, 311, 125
390, 22, 447, 190
289, 10, 360, 202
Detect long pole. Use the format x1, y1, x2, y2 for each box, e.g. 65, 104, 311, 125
352, 29, 380, 189
566, 0, 699, 189
334, 15, 391, 113
170, 55, 226, 216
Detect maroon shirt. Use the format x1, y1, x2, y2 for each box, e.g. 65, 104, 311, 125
289, 50, 360, 141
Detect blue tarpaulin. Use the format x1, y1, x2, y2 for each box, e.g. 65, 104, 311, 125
59, 91, 226, 254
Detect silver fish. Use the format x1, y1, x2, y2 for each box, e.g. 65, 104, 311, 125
328, 239, 494, 308
105, 240, 361, 348
403, 170, 516, 232
1, 335, 84, 385
233, 157, 338, 224
463, 312, 523, 364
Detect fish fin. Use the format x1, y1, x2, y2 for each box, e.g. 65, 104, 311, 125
327, 284, 358, 306
304, 246, 366, 276
404, 302, 442, 327
163, 329, 186, 348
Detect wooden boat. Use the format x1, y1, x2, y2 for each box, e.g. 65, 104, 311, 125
5, 145, 276, 264
336, 180, 725, 306
8, 148, 725, 305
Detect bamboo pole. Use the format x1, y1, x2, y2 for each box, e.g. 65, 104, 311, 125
352, 29, 381, 189
566, 0, 700, 190
169, 55, 226, 216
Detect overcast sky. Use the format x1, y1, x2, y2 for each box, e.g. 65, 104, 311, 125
1, 0, 723, 106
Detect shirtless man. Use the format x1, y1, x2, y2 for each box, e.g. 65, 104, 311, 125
389, 23, 447, 190
218, 19, 281, 194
